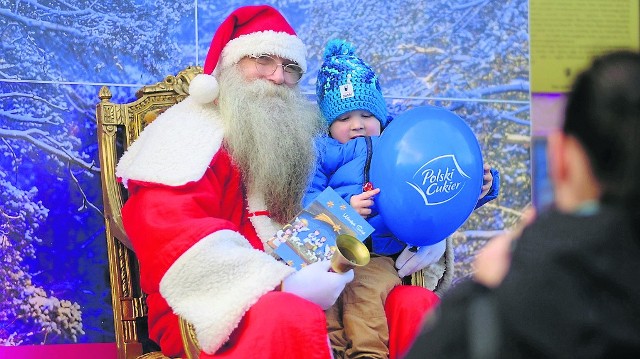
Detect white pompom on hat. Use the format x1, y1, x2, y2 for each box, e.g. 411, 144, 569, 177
189, 5, 307, 105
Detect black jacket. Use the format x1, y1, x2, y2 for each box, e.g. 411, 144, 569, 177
406, 206, 640, 359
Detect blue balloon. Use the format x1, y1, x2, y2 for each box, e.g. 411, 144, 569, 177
370, 106, 483, 247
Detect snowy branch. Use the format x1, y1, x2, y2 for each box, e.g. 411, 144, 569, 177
0, 92, 68, 111
466, 80, 530, 97
451, 0, 491, 11
481, 202, 526, 217
21, 0, 94, 16
498, 113, 530, 126
0, 8, 83, 36
0, 110, 57, 125
68, 163, 103, 216
0, 128, 98, 172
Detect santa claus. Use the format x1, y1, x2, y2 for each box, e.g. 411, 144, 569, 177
116, 5, 353, 359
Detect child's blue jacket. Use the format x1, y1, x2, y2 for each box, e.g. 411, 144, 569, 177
303, 136, 500, 255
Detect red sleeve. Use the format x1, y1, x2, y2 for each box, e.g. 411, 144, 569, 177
121, 150, 245, 293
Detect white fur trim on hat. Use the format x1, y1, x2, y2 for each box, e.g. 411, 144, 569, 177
219, 30, 307, 73
159, 230, 295, 354
189, 74, 219, 105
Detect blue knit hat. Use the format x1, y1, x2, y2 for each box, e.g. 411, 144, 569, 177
316, 39, 389, 128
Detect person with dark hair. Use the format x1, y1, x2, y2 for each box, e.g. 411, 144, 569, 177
405, 50, 640, 358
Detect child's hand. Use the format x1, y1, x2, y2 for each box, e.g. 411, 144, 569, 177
350, 188, 381, 218
478, 164, 494, 199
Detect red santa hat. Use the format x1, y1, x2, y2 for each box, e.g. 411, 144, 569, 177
189, 5, 307, 105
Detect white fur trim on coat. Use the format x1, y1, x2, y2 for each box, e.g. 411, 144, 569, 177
219, 30, 307, 73
116, 97, 224, 187
159, 230, 295, 354
246, 192, 283, 247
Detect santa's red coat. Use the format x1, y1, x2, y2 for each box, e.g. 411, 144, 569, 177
117, 98, 331, 357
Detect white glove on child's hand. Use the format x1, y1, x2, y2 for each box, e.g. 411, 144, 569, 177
395, 240, 447, 277
282, 260, 354, 309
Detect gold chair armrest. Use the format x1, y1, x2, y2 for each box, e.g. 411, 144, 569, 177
137, 352, 172, 359
179, 317, 201, 359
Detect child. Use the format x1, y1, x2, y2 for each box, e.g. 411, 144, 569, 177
305, 39, 500, 358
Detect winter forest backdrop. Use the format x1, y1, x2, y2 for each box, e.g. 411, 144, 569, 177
0, 0, 529, 345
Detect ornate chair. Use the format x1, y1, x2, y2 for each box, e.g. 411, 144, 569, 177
96, 66, 202, 359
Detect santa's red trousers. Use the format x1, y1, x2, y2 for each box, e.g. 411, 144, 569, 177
386, 286, 440, 359
201, 286, 439, 359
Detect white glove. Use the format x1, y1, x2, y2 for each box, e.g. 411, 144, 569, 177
395, 240, 447, 277
282, 260, 354, 309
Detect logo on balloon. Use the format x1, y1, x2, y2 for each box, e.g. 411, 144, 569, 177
406, 154, 471, 206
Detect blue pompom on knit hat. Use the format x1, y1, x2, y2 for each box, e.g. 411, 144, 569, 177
316, 39, 389, 128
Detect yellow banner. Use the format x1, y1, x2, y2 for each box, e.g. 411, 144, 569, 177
530, 0, 640, 93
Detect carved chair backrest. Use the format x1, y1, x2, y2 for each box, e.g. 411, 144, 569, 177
96, 66, 202, 359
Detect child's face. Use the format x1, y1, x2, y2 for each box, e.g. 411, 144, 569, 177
329, 110, 381, 144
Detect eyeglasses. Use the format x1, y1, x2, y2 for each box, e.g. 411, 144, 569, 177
250, 54, 304, 84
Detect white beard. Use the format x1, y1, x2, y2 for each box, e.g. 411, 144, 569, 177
217, 66, 324, 223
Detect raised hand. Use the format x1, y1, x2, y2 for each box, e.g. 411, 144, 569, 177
350, 188, 381, 218
479, 164, 494, 199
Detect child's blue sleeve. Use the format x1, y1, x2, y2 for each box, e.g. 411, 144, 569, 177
303, 165, 330, 208
474, 167, 500, 209
304, 137, 369, 207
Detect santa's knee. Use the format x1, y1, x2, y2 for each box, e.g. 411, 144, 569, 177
385, 285, 440, 316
